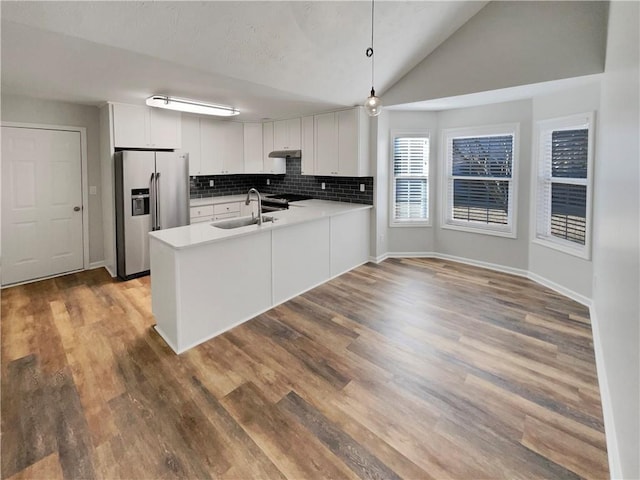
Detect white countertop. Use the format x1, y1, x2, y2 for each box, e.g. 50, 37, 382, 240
151, 199, 372, 250
190, 195, 248, 207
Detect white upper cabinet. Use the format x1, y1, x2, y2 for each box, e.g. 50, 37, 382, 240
336, 108, 360, 177
314, 107, 369, 177
149, 108, 182, 149
301, 116, 315, 175
181, 114, 201, 176
262, 122, 285, 174
314, 112, 339, 176
200, 118, 224, 174
112, 104, 146, 148
273, 118, 301, 151
112, 103, 181, 149
243, 123, 264, 174
200, 119, 244, 175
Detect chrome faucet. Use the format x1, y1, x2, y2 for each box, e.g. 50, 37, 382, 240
245, 188, 263, 225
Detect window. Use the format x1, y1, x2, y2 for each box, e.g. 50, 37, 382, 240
534, 112, 594, 259
442, 124, 518, 237
390, 133, 429, 226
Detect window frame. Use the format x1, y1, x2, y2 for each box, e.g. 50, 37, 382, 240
389, 130, 431, 228
441, 123, 519, 238
532, 112, 595, 260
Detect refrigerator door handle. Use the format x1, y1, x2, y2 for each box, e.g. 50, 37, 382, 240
149, 172, 157, 231
155, 172, 161, 230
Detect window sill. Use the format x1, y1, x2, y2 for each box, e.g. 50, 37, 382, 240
389, 220, 431, 228
532, 237, 590, 260
442, 222, 516, 239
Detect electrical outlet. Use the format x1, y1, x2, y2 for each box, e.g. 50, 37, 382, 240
267, 179, 270, 185
321, 182, 326, 190
209, 180, 214, 187
360, 184, 365, 192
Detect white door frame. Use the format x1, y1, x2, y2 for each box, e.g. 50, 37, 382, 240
1, 121, 90, 272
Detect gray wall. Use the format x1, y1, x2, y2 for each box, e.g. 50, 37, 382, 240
383, 1, 608, 106
1, 94, 104, 265
592, 2, 640, 478
377, 110, 438, 255
435, 100, 532, 270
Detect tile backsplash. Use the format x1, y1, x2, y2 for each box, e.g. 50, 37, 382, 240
190, 158, 373, 204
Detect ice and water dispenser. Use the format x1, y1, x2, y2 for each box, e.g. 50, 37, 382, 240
131, 188, 150, 216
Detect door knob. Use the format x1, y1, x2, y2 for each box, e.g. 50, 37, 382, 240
73, 206, 81, 212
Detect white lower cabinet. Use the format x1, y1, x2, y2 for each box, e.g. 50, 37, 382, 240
214, 202, 240, 216
151, 205, 371, 353
190, 199, 244, 224
330, 208, 370, 276
272, 218, 331, 304
189, 205, 214, 224
152, 231, 273, 352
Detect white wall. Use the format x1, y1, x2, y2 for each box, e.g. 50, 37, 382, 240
591, 2, 640, 478
383, 1, 608, 106
1, 94, 104, 265
371, 111, 389, 260
435, 100, 532, 270
529, 82, 601, 300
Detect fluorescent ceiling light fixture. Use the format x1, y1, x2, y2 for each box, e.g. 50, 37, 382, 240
146, 96, 240, 116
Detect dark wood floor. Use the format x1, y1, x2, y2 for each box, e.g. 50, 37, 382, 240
2, 258, 608, 479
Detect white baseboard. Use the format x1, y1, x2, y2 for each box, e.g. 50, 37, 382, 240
375, 251, 528, 277
589, 306, 622, 479
374, 251, 590, 307
431, 252, 528, 278
88, 261, 105, 270
527, 271, 591, 307
369, 253, 389, 263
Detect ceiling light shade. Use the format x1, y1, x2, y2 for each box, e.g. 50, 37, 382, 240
146, 96, 240, 117
363, 0, 382, 117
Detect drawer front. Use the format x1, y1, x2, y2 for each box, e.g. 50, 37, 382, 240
213, 212, 239, 221
190, 205, 214, 218
190, 216, 214, 224
213, 202, 241, 215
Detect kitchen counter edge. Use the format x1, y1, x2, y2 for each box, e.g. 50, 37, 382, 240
150, 200, 372, 250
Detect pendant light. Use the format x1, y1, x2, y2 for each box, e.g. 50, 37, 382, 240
364, 0, 382, 117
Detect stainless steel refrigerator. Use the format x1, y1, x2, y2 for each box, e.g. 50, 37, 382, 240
115, 150, 189, 280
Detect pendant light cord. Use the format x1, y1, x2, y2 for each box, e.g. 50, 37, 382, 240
370, 0, 375, 91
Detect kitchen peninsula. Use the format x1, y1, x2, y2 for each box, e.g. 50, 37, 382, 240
149, 199, 371, 353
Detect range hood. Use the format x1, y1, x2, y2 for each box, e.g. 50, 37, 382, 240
268, 149, 302, 158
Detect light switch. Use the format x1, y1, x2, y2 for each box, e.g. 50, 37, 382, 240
360, 184, 365, 192
321, 182, 325, 190
209, 180, 214, 187
89, 186, 97, 195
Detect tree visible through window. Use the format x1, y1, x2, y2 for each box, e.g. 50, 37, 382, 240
443, 125, 518, 236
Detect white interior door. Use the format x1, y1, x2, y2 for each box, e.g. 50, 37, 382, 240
2, 126, 84, 286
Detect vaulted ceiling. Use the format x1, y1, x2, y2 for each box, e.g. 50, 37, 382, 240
1, 1, 487, 120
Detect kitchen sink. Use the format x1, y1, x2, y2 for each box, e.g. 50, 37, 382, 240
211, 215, 274, 229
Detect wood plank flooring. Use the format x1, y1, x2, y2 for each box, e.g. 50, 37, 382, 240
1, 258, 609, 479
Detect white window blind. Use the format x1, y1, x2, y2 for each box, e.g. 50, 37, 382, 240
391, 134, 429, 225
443, 125, 518, 236
535, 113, 593, 258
